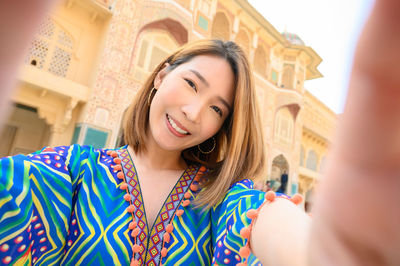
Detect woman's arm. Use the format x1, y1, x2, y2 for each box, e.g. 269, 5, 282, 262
310, 0, 400, 264
252, 1, 400, 265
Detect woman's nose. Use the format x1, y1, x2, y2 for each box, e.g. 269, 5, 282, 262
181, 102, 203, 124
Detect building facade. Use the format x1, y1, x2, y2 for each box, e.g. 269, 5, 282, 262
0, 0, 337, 209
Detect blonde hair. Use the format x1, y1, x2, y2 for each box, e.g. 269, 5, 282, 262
124, 39, 265, 209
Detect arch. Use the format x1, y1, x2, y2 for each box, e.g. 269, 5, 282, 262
254, 45, 267, 77
211, 11, 231, 40
274, 107, 295, 146
140, 18, 188, 45
235, 28, 250, 55
306, 149, 318, 171
282, 64, 295, 89
271, 154, 289, 193
132, 30, 179, 81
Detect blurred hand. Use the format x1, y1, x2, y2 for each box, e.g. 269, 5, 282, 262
0, 0, 60, 126
310, 0, 400, 264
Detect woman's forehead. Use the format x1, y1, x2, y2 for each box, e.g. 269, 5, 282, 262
176, 55, 234, 84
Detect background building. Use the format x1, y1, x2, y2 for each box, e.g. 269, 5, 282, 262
0, 0, 337, 210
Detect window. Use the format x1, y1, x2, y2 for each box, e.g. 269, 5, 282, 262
274, 107, 294, 146
134, 31, 178, 81
306, 150, 318, 171
254, 45, 268, 77
25, 17, 74, 78
281, 65, 295, 89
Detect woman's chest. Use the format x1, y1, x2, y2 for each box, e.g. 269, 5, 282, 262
63, 149, 210, 265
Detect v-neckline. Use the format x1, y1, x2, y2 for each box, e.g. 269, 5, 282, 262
117, 148, 200, 265
128, 150, 188, 231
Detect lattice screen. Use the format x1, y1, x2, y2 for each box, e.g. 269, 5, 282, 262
25, 39, 48, 69
48, 47, 71, 77
25, 17, 74, 78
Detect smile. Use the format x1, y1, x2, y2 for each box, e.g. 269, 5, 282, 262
166, 114, 190, 136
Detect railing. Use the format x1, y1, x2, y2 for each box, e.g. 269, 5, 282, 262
94, 0, 115, 10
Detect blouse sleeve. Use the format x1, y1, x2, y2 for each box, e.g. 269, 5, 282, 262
211, 179, 265, 266
0, 145, 89, 265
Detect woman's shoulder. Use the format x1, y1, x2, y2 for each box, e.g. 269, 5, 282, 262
27, 144, 126, 157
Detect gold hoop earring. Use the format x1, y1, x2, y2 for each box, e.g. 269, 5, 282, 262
147, 87, 157, 106
198, 137, 216, 154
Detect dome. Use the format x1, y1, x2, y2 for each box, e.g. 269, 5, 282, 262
281, 31, 305, 46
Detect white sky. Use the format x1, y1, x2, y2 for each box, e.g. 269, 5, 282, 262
248, 0, 375, 114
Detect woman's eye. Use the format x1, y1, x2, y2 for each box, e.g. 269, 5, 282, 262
184, 78, 197, 92
211, 106, 223, 117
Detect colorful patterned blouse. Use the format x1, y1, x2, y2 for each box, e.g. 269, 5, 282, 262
0, 145, 266, 265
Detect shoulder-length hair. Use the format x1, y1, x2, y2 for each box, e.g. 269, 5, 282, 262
124, 39, 265, 209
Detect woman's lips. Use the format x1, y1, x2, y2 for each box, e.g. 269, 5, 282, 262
166, 114, 190, 137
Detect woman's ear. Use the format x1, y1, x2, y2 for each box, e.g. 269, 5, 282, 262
154, 63, 170, 88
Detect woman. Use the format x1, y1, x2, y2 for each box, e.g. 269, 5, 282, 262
2, 0, 400, 264
0, 39, 309, 265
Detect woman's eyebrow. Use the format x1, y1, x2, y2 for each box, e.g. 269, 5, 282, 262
218, 96, 232, 112
189, 69, 210, 87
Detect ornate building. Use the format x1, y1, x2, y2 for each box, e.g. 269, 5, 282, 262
0, 0, 337, 209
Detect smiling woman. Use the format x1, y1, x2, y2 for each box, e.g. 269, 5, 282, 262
0, 39, 279, 265
125, 40, 265, 209
3, 1, 400, 265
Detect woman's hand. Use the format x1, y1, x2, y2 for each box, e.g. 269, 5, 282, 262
0, 0, 60, 126
310, 0, 400, 264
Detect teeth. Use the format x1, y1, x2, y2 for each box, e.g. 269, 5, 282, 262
167, 115, 188, 135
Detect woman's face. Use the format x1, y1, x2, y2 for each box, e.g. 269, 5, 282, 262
148, 54, 235, 152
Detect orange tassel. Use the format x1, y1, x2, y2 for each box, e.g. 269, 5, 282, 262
113, 158, 121, 164
124, 194, 131, 201
163, 232, 170, 243
129, 221, 137, 230
240, 227, 251, 239
290, 194, 303, 205
130, 259, 139, 266
190, 184, 198, 191
176, 209, 184, 217
126, 205, 135, 213
131, 228, 140, 237
184, 192, 191, 199
181, 200, 190, 207
117, 172, 124, 179
265, 191, 276, 202
120, 183, 128, 190
114, 165, 122, 171
166, 224, 174, 233
246, 209, 258, 220
161, 247, 167, 257
239, 246, 250, 258
111, 151, 118, 158
132, 244, 141, 253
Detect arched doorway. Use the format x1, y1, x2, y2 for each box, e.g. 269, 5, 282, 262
270, 154, 289, 193
0, 104, 50, 157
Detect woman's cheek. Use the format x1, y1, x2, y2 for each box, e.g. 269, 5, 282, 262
203, 118, 223, 137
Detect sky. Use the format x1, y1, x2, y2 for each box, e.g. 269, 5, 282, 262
248, 0, 375, 114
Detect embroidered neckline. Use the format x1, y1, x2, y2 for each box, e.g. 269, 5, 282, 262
111, 148, 202, 265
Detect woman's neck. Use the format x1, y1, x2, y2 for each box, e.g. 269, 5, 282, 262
127, 141, 187, 171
